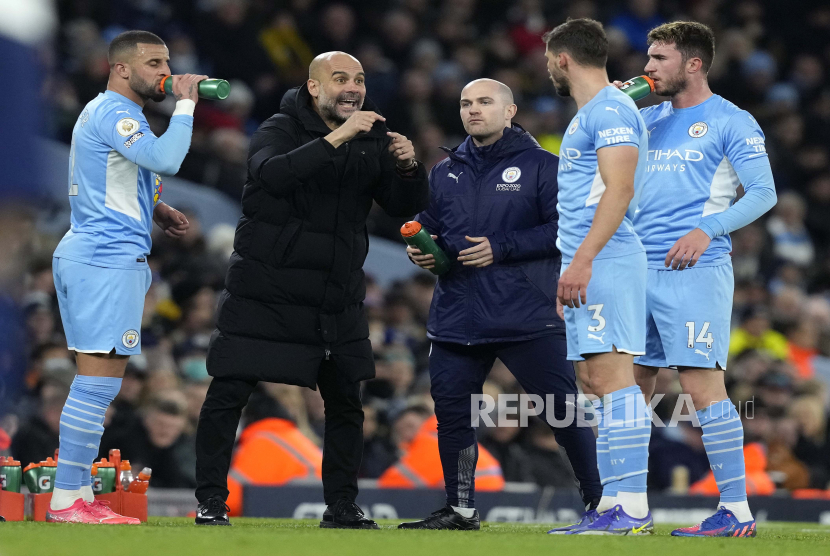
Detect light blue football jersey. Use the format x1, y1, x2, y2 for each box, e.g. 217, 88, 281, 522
633, 94, 770, 268
54, 91, 179, 269
556, 86, 648, 264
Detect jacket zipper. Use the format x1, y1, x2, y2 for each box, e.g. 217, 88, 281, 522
325, 345, 331, 360
466, 158, 499, 345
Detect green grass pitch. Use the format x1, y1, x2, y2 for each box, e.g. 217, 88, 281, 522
1, 518, 828, 556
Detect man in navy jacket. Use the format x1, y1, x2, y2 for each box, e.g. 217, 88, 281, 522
398, 79, 601, 530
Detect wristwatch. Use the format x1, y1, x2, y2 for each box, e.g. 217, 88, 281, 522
397, 160, 418, 174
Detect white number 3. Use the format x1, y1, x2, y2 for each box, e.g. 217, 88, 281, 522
588, 304, 606, 332
685, 321, 714, 349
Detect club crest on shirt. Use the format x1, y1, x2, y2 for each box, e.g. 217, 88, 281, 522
568, 117, 579, 135
688, 121, 708, 138
122, 329, 139, 349
116, 117, 140, 137
502, 167, 521, 183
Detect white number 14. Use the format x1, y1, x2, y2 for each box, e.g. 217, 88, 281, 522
685, 321, 713, 349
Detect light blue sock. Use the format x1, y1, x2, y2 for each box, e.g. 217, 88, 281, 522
606, 385, 650, 493
697, 400, 747, 503
594, 399, 618, 497
55, 375, 122, 490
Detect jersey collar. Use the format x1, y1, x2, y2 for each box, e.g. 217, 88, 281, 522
103, 90, 143, 111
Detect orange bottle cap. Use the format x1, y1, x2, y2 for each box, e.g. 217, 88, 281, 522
159, 75, 171, 93
40, 457, 57, 467
23, 463, 40, 472
640, 75, 655, 91
400, 221, 422, 238
120, 460, 132, 470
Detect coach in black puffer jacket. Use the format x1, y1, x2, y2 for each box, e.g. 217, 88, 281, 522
195, 52, 428, 524
208, 86, 426, 387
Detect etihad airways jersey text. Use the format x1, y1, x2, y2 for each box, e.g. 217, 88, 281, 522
633, 95, 770, 268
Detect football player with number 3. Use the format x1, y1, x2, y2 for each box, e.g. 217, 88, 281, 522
544, 19, 653, 535
623, 22, 776, 538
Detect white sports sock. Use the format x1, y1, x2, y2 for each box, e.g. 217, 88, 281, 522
80, 485, 94, 503
616, 491, 649, 519
50, 488, 84, 510
719, 500, 753, 523
451, 506, 476, 518
596, 494, 617, 513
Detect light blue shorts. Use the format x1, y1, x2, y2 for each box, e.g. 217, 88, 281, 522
635, 264, 733, 370
53, 257, 151, 355
563, 252, 647, 361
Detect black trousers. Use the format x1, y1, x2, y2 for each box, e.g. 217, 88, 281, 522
430, 334, 602, 508
195, 359, 364, 506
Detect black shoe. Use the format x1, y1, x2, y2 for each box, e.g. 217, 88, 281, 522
398, 505, 480, 530
320, 499, 379, 529
195, 496, 232, 526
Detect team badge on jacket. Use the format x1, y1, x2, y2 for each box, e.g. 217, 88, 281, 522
688, 122, 708, 137
502, 167, 521, 183
122, 329, 139, 349
568, 117, 580, 135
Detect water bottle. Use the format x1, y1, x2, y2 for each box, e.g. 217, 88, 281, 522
160, 76, 231, 100
120, 460, 134, 491
0, 457, 22, 493
401, 221, 451, 276
38, 458, 57, 493
23, 463, 41, 493
127, 467, 152, 494
619, 75, 655, 101
92, 459, 117, 494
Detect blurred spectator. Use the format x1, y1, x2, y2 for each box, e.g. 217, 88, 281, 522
100, 390, 196, 489
767, 192, 814, 268
730, 307, 789, 360
647, 423, 710, 492
378, 414, 504, 490
608, 0, 665, 53
359, 404, 396, 478
226, 386, 323, 516
11, 379, 68, 466
106, 357, 149, 434
791, 396, 830, 488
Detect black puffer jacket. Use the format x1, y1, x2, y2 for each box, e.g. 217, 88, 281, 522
207, 85, 429, 387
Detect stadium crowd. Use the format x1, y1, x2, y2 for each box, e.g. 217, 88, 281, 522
1, 0, 830, 499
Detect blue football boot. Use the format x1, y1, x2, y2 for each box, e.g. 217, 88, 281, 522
566, 504, 653, 535
671, 507, 756, 537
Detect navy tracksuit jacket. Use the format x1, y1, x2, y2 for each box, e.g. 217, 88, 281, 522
415, 125, 601, 508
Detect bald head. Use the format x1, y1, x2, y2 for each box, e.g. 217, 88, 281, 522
309, 51, 363, 81
459, 79, 517, 146
307, 51, 367, 126
461, 79, 514, 107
